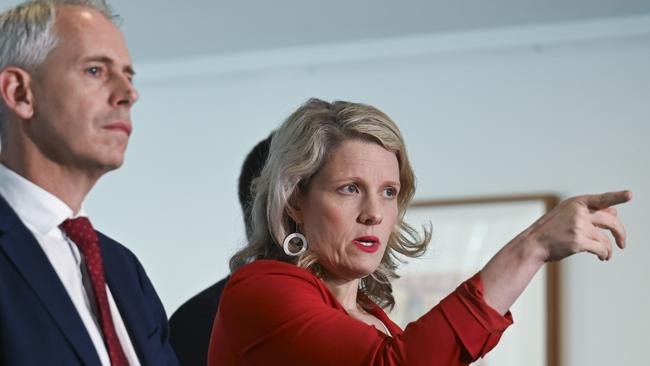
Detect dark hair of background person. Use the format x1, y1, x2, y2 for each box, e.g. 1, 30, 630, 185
238, 134, 274, 240
168, 132, 273, 366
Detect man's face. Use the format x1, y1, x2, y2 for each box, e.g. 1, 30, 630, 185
27, 5, 138, 174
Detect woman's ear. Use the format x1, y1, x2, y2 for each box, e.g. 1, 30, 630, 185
0, 67, 35, 120
286, 191, 305, 224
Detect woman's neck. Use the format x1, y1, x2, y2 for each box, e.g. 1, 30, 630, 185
321, 273, 391, 336
321, 275, 360, 311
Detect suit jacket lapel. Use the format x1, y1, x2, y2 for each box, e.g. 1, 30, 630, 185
0, 196, 101, 366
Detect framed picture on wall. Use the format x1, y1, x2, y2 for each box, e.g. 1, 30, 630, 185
391, 194, 560, 366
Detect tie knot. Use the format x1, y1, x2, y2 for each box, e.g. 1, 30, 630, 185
60, 217, 98, 253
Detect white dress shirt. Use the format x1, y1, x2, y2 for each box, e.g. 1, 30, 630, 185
0, 164, 141, 366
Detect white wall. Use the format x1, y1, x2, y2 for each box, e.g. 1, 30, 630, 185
87, 16, 650, 366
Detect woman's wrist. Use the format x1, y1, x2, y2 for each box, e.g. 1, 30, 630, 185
512, 228, 548, 268
480, 231, 546, 314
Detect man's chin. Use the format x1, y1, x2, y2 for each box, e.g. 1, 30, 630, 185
106, 157, 125, 171
94, 153, 126, 173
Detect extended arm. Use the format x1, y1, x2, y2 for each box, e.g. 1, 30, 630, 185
480, 190, 631, 314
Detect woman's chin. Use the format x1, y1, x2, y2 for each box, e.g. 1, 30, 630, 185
350, 264, 382, 281
323, 263, 380, 283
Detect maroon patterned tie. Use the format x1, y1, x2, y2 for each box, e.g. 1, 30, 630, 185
60, 217, 129, 366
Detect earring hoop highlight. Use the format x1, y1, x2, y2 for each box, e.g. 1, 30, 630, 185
283, 232, 308, 256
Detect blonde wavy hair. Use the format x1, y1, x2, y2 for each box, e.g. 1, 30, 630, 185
230, 98, 431, 309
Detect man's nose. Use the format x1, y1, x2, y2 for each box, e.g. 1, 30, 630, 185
110, 74, 138, 108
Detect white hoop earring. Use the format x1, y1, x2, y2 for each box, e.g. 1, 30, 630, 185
283, 232, 308, 256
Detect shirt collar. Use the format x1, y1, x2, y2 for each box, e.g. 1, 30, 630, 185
0, 164, 87, 235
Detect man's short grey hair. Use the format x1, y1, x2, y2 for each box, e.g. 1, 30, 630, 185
0, 0, 114, 141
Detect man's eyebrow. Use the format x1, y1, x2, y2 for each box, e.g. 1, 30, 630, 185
124, 65, 135, 77
81, 55, 135, 76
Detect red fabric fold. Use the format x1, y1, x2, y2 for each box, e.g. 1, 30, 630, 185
439, 271, 514, 360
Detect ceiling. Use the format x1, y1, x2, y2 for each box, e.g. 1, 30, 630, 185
2, 0, 650, 62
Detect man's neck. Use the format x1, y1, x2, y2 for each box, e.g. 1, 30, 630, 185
0, 154, 99, 214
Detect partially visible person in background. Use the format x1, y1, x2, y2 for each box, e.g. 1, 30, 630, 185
169, 133, 273, 366
208, 98, 631, 365
0, 1, 178, 365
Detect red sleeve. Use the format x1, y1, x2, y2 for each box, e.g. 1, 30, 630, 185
209, 262, 512, 366
436, 271, 513, 361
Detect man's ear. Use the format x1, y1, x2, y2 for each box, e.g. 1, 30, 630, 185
0, 67, 35, 120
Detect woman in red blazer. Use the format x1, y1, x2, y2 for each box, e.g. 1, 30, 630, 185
209, 98, 630, 365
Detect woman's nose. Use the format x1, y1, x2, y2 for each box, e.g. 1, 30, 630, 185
358, 197, 383, 225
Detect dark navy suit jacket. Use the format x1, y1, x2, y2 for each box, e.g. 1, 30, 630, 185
0, 195, 179, 365
170, 276, 229, 366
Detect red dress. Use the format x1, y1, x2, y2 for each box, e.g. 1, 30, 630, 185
208, 260, 512, 365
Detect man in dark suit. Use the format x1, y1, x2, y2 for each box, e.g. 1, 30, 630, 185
169, 133, 273, 366
0, 1, 178, 365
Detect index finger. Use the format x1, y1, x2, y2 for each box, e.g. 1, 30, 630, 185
583, 190, 632, 209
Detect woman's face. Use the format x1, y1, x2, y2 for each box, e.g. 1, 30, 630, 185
295, 139, 400, 282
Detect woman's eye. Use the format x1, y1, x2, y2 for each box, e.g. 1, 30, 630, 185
383, 187, 397, 198
339, 184, 359, 194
